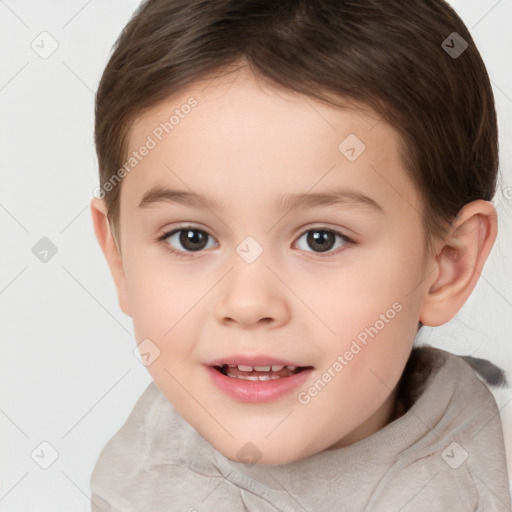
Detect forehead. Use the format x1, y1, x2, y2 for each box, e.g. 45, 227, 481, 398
122, 66, 421, 218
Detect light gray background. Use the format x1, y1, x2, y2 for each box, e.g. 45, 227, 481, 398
1, 0, 511, 510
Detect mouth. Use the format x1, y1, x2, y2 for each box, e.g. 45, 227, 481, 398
206, 360, 314, 403
204, 355, 314, 402
213, 364, 311, 381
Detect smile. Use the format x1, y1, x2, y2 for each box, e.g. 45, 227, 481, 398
207, 364, 314, 403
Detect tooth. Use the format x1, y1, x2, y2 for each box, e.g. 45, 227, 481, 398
226, 372, 283, 381
227, 372, 259, 380
254, 365, 271, 371
286, 366, 297, 371
271, 365, 284, 371
237, 365, 253, 371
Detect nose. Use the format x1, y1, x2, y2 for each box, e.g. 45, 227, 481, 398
214, 260, 290, 329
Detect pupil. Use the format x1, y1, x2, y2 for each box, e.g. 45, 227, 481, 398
307, 230, 334, 253
180, 229, 207, 251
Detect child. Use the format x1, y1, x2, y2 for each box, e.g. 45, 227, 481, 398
89, 0, 511, 509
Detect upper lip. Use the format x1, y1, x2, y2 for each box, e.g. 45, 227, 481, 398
205, 354, 310, 367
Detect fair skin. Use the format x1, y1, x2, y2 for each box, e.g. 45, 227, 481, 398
90, 66, 497, 465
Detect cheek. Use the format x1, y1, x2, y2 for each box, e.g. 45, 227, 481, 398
308, 302, 414, 435
123, 248, 204, 350
319, 251, 421, 340
316, 236, 424, 390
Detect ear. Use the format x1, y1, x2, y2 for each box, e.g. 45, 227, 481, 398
90, 198, 132, 317
419, 200, 497, 327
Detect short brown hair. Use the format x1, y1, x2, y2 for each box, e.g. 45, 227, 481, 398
95, 0, 498, 254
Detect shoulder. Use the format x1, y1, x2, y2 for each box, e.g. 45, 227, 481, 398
89, 380, 227, 510
89, 381, 165, 504
373, 345, 511, 510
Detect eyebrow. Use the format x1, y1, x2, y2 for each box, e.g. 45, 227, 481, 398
138, 185, 383, 214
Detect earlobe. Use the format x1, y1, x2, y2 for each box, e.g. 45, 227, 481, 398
90, 198, 132, 317
419, 200, 497, 327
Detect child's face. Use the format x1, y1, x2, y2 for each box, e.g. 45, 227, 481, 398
113, 67, 435, 464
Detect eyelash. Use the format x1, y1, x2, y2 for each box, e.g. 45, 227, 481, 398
156, 225, 356, 260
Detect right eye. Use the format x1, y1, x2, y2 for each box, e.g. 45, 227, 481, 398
157, 226, 217, 258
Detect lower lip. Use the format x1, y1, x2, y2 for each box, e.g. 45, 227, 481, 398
205, 365, 314, 403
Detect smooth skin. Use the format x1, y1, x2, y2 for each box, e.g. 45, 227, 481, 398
91, 65, 497, 465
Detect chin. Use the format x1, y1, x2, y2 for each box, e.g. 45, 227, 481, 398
212, 436, 321, 466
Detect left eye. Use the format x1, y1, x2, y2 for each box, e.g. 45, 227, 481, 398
294, 228, 352, 255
